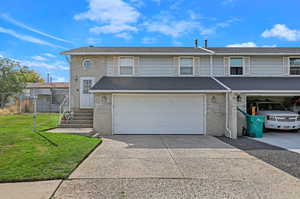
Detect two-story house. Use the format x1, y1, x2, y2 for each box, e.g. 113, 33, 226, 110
61, 45, 300, 138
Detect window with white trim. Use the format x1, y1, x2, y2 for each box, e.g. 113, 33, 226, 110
289, 58, 300, 75
119, 57, 134, 75
179, 57, 193, 75
230, 57, 243, 75
82, 59, 93, 69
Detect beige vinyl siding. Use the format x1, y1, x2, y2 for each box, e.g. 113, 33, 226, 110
198, 56, 210, 76
212, 56, 225, 76
106, 56, 114, 75
70, 55, 106, 109
107, 56, 177, 76
137, 56, 176, 76
250, 56, 287, 76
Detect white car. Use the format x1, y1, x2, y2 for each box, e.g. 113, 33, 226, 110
255, 102, 300, 131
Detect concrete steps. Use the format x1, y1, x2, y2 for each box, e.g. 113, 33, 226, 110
58, 124, 93, 128
58, 109, 93, 128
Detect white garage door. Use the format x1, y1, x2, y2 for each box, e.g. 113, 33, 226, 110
113, 94, 206, 134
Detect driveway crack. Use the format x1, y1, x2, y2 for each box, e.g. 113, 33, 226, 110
159, 135, 185, 178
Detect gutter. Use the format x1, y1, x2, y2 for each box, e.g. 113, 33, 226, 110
89, 89, 227, 93
60, 52, 213, 56
211, 77, 233, 139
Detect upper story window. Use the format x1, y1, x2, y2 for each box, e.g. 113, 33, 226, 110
179, 57, 194, 75
82, 59, 93, 69
230, 57, 243, 75
290, 58, 300, 75
119, 57, 134, 75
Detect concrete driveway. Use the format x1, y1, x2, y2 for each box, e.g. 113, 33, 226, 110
54, 135, 300, 199
253, 132, 300, 153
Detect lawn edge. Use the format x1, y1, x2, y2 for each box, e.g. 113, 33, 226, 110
66, 137, 103, 179
0, 137, 102, 184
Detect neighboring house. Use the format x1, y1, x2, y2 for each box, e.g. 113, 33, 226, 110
25, 82, 69, 113
61, 45, 300, 138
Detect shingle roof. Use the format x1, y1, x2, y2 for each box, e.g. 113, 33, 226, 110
61, 46, 300, 55
61, 47, 211, 55
91, 76, 300, 92
26, 82, 69, 89
208, 47, 300, 54
91, 77, 226, 91
216, 77, 300, 91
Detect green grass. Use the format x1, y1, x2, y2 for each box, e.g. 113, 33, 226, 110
0, 113, 101, 182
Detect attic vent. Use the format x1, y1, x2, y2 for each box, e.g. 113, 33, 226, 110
203, 39, 208, 48
194, 38, 198, 48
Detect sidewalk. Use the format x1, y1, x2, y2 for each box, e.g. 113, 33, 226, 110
0, 180, 61, 199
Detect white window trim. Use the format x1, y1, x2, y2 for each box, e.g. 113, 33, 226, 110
82, 59, 93, 69
288, 56, 300, 76
228, 56, 245, 76
178, 56, 195, 76
118, 56, 135, 76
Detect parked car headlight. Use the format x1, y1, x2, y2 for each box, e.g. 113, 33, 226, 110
267, 115, 276, 121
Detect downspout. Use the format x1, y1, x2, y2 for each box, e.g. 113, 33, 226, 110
210, 55, 213, 76
65, 55, 71, 112
211, 76, 233, 138
202, 47, 234, 138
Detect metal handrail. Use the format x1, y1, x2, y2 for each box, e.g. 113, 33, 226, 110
58, 95, 69, 125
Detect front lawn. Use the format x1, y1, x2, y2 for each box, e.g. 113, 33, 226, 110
0, 113, 101, 182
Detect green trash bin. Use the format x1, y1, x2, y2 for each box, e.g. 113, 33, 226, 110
237, 107, 265, 138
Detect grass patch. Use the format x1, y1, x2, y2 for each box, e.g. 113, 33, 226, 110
0, 113, 101, 182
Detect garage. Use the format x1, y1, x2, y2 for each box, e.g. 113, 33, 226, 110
246, 95, 300, 131
113, 94, 206, 134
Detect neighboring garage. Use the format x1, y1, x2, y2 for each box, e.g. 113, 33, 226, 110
113, 94, 205, 134
216, 77, 300, 137
247, 96, 300, 114
246, 95, 300, 131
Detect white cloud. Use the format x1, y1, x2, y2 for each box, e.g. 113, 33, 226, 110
262, 24, 300, 41
43, 53, 56, 58
90, 24, 137, 34
1, 14, 72, 44
21, 60, 69, 70
74, 0, 140, 36
201, 18, 239, 35
0, 26, 65, 49
32, 55, 47, 61
116, 32, 132, 40
144, 18, 200, 37
142, 37, 157, 44
87, 37, 101, 45
144, 14, 237, 38
227, 42, 257, 47
227, 42, 277, 47
129, 0, 144, 7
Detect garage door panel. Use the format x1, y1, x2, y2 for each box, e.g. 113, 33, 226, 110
113, 94, 205, 134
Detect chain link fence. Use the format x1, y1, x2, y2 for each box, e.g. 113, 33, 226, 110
0, 92, 68, 114
0, 91, 69, 132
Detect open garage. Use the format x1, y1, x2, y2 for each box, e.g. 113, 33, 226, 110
214, 77, 300, 138
246, 95, 300, 131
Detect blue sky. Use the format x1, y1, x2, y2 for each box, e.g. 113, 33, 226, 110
0, 0, 300, 82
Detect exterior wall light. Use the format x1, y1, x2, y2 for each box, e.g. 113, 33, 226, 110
211, 96, 217, 103
237, 95, 242, 102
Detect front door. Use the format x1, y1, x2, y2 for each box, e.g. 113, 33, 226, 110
80, 77, 95, 108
